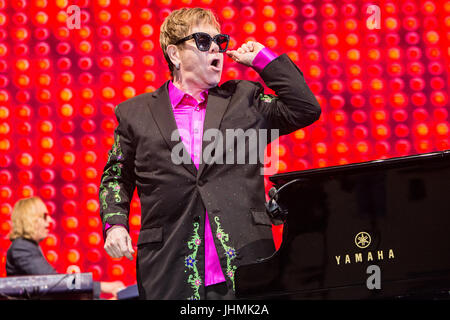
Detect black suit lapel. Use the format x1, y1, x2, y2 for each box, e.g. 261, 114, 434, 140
147, 81, 197, 177
197, 86, 231, 179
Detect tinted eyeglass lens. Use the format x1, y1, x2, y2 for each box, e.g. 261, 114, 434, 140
196, 34, 212, 51
215, 35, 228, 51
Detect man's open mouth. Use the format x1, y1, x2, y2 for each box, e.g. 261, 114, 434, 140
210, 58, 220, 68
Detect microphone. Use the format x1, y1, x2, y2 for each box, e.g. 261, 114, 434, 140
265, 179, 304, 225
268, 186, 277, 199
265, 187, 288, 226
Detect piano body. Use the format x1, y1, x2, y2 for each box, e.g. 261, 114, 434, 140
235, 150, 450, 299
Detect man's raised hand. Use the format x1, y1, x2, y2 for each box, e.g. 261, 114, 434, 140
226, 41, 265, 67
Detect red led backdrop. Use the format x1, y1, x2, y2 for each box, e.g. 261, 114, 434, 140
0, 0, 449, 288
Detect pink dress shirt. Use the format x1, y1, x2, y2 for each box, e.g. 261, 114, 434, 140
168, 82, 226, 286
104, 47, 277, 287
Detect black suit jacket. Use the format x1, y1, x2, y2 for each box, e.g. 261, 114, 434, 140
6, 238, 57, 276
99, 54, 321, 299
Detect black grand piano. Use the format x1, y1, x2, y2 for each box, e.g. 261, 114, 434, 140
235, 150, 450, 299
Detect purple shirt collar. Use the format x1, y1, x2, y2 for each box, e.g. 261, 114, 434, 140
168, 81, 208, 108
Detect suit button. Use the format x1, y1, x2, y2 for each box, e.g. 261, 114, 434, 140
198, 179, 205, 186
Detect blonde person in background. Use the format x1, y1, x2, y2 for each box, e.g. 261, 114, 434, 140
5, 196, 125, 299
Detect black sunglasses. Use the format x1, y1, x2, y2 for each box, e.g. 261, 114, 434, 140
175, 32, 230, 53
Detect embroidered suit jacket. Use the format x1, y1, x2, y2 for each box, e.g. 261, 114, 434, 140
99, 54, 321, 300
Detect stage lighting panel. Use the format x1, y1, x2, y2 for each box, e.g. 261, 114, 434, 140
0, 1, 448, 284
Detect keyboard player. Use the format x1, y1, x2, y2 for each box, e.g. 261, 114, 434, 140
5, 196, 125, 299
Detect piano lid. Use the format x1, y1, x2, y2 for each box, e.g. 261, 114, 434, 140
269, 150, 450, 186
236, 150, 450, 299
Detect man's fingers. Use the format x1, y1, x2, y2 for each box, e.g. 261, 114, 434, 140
226, 50, 240, 62
105, 242, 121, 258
126, 236, 135, 261
227, 41, 263, 59
239, 42, 255, 53
106, 238, 122, 257
105, 238, 126, 259
226, 50, 236, 57
227, 41, 262, 67
118, 236, 133, 260
106, 241, 129, 259
127, 236, 135, 254
104, 226, 134, 259
123, 251, 133, 260
243, 42, 254, 52
121, 235, 134, 260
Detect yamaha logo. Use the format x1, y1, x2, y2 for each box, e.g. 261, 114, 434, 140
334, 231, 395, 266
355, 232, 371, 249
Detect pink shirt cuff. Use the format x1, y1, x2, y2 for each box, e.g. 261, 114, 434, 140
252, 47, 278, 73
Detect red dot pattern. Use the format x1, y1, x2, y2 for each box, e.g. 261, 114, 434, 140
0, 1, 449, 285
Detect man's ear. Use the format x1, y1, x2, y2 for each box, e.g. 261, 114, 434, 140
166, 44, 180, 66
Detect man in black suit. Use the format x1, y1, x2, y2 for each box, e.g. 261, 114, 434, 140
100, 7, 321, 300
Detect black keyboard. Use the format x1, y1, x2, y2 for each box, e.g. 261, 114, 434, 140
0, 273, 94, 300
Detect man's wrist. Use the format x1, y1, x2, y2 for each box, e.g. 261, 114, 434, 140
105, 223, 127, 237
252, 47, 278, 73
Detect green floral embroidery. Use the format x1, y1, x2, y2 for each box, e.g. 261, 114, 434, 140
185, 222, 202, 300
99, 188, 108, 209
102, 212, 127, 223
214, 216, 237, 291
108, 181, 122, 202
259, 93, 276, 103
107, 134, 121, 160
99, 135, 124, 210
